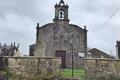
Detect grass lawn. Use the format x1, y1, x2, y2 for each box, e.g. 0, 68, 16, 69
61, 68, 85, 78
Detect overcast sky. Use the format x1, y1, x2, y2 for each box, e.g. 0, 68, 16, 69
0, 0, 120, 56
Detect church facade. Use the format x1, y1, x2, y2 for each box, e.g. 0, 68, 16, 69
29, 0, 87, 68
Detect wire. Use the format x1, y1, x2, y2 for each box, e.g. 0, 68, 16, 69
90, 5, 120, 32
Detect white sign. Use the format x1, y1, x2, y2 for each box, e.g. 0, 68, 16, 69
78, 52, 85, 57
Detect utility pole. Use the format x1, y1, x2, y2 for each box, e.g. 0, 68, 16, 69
71, 43, 74, 80
84, 26, 87, 57
70, 41, 74, 80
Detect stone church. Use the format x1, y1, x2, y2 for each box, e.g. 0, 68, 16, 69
29, 0, 87, 68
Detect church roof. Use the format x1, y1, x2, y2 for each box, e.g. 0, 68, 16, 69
88, 48, 114, 58
38, 23, 86, 32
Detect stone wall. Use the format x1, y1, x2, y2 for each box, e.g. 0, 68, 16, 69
84, 58, 120, 80
0, 56, 61, 80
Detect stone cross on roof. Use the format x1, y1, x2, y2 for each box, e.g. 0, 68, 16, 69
59, 0, 65, 5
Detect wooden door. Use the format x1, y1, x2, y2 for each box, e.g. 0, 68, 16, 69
55, 50, 66, 68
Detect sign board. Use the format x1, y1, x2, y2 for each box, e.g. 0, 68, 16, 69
78, 52, 85, 57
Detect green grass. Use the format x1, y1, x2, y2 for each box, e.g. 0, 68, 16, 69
61, 68, 85, 78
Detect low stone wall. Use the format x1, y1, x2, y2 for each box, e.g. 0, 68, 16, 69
0, 56, 61, 80
84, 58, 120, 80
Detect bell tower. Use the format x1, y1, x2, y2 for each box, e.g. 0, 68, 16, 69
53, 0, 69, 22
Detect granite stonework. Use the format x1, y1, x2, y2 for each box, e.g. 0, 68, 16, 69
0, 56, 61, 80
84, 58, 120, 80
